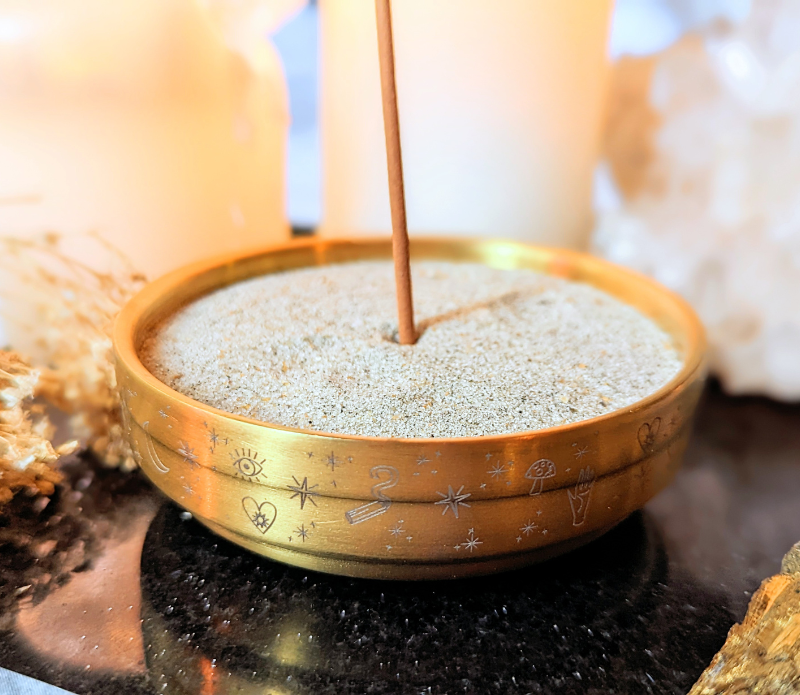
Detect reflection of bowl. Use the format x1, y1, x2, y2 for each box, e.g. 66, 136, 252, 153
140, 505, 670, 693
114, 238, 706, 580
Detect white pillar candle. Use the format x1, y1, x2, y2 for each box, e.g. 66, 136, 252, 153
318, 0, 613, 249
0, 0, 295, 281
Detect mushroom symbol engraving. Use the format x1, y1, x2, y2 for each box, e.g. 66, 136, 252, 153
524, 458, 556, 496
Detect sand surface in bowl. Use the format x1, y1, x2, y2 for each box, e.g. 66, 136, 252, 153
142, 261, 682, 438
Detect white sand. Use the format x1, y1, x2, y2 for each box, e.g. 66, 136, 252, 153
142, 261, 682, 438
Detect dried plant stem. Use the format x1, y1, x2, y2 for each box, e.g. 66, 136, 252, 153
375, 0, 416, 345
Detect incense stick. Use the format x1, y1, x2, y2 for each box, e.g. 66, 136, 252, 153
375, 0, 416, 345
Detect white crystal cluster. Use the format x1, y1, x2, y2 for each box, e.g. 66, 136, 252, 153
595, 0, 800, 399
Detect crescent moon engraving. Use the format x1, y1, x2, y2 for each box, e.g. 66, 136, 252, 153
143, 420, 170, 474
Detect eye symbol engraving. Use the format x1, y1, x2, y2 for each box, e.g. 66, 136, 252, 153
230, 448, 266, 481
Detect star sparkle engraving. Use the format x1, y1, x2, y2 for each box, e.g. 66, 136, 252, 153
461, 529, 482, 553
158, 409, 169, 419
417, 455, 430, 466
206, 427, 228, 453
177, 441, 199, 468
294, 524, 310, 542
386, 545, 393, 551
435, 451, 442, 458
573, 445, 590, 460
485, 452, 493, 461
516, 535, 523, 543
288, 476, 319, 510
488, 462, 508, 479
435, 485, 472, 518
520, 520, 537, 536
389, 521, 405, 537
326, 451, 342, 471
306, 451, 314, 458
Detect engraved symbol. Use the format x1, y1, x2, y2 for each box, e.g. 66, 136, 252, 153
573, 444, 589, 460
326, 451, 343, 471
178, 441, 199, 468
294, 523, 310, 542
525, 459, 556, 496
487, 461, 508, 479
417, 455, 430, 466
142, 421, 169, 474
520, 520, 537, 536
567, 466, 595, 527
435, 485, 472, 518
206, 426, 228, 453
638, 418, 661, 454
120, 392, 133, 435
389, 520, 405, 537
242, 497, 277, 534
460, 528, 482, 553
230, 448, 265, 481
345, 466, 399, 525
288, 476, 319, 510
158, 408, 169, 419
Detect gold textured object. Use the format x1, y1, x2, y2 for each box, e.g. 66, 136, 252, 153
113, 237, 706, 580
690, 542, 800, 694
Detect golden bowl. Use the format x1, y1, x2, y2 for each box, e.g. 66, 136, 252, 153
113, 237, 706, 580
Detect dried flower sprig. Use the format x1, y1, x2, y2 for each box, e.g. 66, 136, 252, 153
0, 233, 146, 471
0, 350, 76, 505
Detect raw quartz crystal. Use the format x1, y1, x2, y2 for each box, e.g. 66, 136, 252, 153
595, 0, 800, 399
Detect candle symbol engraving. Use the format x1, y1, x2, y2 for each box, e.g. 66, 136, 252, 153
142, 421, 169, 474
524, 458, 556, 496
242, 497, 277, 534
637, 418, 662, 454
345, 466, 399, 525
567, 466, 595, 527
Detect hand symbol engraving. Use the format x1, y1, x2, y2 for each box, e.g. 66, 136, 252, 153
567, 466, 595, 527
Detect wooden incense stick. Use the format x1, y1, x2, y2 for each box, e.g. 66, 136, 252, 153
375, 0, 417, 345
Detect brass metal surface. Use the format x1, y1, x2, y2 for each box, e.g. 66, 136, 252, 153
113, 237, 707, 580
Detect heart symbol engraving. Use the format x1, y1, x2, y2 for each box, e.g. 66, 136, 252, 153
242, 497, 277, 534
637, 417, 661, 454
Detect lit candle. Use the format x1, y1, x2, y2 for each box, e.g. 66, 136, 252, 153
318, 0, 613, 249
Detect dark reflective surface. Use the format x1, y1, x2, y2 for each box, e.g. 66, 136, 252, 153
2, 383, 800, 695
